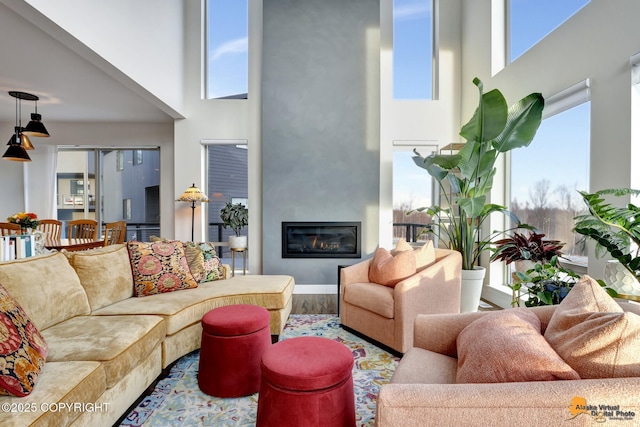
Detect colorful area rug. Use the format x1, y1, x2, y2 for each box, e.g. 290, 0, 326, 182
120, 315, 399, 427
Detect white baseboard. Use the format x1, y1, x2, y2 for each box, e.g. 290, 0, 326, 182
293, 284, 338, 294
482, 284, 513, 309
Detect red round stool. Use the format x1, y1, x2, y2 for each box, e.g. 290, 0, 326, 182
256, 336, 355, 427
198, 304, 271, 397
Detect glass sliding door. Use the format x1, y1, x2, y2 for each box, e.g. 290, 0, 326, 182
56, 148, 160, 240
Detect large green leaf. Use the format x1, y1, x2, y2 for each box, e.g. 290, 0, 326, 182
493, 93, 544, 152
459, 195, 486, 218
460, 80, 508, 143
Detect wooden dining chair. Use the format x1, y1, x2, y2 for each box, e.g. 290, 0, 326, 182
67, 219, 99, 240
104, 221, 127, 245
37, 219, 62, 240
0, 222, 21, 236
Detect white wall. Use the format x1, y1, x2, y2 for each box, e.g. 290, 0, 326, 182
24, 0, 185, 113
461, 0, 640, 302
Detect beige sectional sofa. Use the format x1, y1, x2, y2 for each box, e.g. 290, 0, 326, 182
0, 244, 294, 427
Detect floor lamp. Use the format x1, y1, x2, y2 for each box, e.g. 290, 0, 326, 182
177, 183, 209, 241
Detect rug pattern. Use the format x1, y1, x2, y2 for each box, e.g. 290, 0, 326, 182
120, 315, 399, 427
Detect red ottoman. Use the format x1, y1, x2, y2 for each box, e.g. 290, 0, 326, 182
256, 336, 355, 427
198, 304, 271, 397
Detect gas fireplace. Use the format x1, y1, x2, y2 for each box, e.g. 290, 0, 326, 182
282, 222, 361, 258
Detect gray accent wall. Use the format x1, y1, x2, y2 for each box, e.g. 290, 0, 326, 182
262, 0, 380, 284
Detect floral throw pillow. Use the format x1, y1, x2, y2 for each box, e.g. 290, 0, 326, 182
0, 283, 48, 397
127, 241, 198, 297
183, 242, 224, 283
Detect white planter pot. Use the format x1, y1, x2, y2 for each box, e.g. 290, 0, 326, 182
603, 260, 640, 296
514, 260, 536, 273
460, 266, 486, 313
229, 235, 248, 249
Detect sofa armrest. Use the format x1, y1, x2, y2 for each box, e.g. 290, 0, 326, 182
412, 305, 559, 357
376, 378, 640, 427
392, 249, 462, 351
340, 258, 372, 286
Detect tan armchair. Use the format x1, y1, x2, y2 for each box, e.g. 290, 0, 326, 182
340, 248, 462, 354
376, 302, 640, 427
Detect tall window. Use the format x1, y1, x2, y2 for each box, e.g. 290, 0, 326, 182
393, 0, 434, 99
510, 101, 590, 264
206, 142, 248, 268
56, 149, 161, 240
206, 0, 249, 99
393, 144, 437, 242
510, 0, 589, 62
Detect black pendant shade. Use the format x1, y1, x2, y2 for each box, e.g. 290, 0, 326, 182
23, 113, 50, 137
3, 91, 50, 161
2, 142, 31, 162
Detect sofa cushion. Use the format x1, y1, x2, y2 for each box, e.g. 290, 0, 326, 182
343, 281, 395, 319
391, 347, 457, 384
392, 239, 436, 271
456, 308, 580, 383
41, 314, 165, 388
64, 244, 134, 311
92, 275, 295, 335
0, 252, 91, 330
127, 240, 198, 297
183, 242, 224, 283
369, 248, 416, 287
0, 283, 48, 397
544, 275, 640, 379
0, 361, 105, 427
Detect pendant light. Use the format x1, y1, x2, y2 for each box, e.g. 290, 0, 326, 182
3, 91, 50, 162
23, 99, 50, 137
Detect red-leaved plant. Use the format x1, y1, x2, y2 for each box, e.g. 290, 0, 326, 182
490, 231, 564, 265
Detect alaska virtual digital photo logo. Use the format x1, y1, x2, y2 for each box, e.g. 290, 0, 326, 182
568, 396, 636, 423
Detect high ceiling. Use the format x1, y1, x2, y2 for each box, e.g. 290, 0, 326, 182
0, 2, 177, 126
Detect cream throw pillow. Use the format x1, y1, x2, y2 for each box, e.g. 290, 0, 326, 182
65, 244, 134, 311
368, 248, 416, 287
544, 275, 640, 379
456, 308, 580, 383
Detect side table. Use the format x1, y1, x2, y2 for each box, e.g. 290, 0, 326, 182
231, 247, 247, 276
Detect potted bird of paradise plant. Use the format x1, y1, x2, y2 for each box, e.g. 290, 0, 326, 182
412, 77, 544, 312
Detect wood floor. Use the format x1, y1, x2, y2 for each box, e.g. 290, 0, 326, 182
291, 294, 500, 315
291, 294, 338, 314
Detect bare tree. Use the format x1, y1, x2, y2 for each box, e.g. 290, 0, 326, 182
529, 179, 551, 209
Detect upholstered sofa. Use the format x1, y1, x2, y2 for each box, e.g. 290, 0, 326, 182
340, 244, 462, 354
0, 244, 294, 427
376, 276, 640, 427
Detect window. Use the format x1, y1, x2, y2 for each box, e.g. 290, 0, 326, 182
206, 142, 248, 268
510, 101, 590, 265
393, 0, 434, 99
509, 0, 589, 62
56, 149, 160, 240
205, 0, 249, 99
393, 143, 438, 242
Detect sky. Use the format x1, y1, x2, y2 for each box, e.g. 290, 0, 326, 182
206, 0, 592, 210
394, 0, 591, 209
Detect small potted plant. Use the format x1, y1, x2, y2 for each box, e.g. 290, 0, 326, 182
220, 202, 248, 249
509, 256, 578, 307
491, 230, 565, 272
510, 255, 617, 307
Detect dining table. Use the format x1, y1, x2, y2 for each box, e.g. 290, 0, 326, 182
44, 238, 105, 252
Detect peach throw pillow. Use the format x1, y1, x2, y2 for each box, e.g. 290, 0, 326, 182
392, 239, 436, 270
456, 308, 580, 383
368, 248, 416, 287
544, 275, 640, 379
